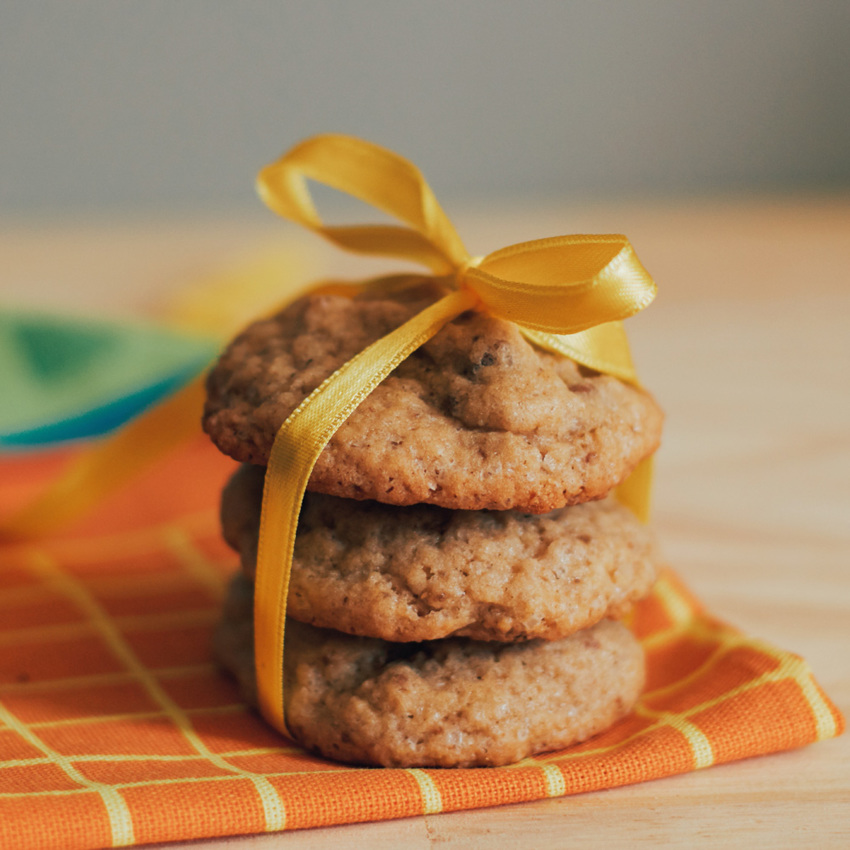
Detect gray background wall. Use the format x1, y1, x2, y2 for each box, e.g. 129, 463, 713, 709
2, 1, 849, 213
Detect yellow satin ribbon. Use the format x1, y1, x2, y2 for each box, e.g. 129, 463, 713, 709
253, 134, 658, 736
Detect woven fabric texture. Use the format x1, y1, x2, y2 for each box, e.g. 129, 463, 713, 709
0, 438, 843, 850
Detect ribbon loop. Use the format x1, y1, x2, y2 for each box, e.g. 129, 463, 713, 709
257, 134, 468, 274
464, 234, 656, 335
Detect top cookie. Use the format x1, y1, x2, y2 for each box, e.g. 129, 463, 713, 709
203, 285, 663, 513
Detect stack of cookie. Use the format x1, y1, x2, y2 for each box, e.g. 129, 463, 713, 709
203, 283, 664, 768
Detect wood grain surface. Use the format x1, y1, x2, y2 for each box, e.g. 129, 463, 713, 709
2, 196, 848, 848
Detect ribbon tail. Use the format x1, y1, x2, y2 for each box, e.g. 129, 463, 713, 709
520, 324, 653, 521
614, 454, 655, 524
254, 287, 478, 736
520, 323, 640, 386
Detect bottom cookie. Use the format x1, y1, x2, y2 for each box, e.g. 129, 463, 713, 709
215, 575, 645, 768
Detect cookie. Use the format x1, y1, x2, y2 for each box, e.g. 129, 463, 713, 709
221, 464, 660, 643
215, 575, 645, 768
203, 286, 663, 513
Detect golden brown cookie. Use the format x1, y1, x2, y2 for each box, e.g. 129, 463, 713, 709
203, 287, 663, 513
221, 464, 660, 643
215, 575, 645, 768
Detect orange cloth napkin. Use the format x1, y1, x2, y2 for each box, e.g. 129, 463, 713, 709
0, 439, 843, 850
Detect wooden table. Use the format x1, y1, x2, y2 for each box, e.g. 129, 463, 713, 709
3, 197, 848, 847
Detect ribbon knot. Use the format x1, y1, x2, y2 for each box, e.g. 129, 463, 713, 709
454, 252, 485, 283
251, 133, 660, 736
258, 134, 657, 339
442, 254, 485, 309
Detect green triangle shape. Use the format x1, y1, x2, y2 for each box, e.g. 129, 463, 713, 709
0, 309, 217, 436
13, 318, 118, 383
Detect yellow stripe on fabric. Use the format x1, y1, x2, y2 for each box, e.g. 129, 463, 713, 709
639, 636, 837, 766
0, 760, 361, 801
0, 610, 217, 649
405, 769, 443, 814
545, 706, 716, 768
255, 288, 477, 735
0, 564, 223, 607
749, 640, 838, 741
0, 510, 219, 569
541, 715, 681, 765
544, 644, 843, 769
636, 706, 715, 769
0, 744, 303, 772
796, 671, 839, 741
538, 763, 567, 797
24, 703, 245, 731
0, 700, 135, 846
0, 665, 217, 696
23, 549, 288, 835
662, 656, 816, 720
640, 612, 741, 656
638, 586, 838, 748
161, 526, 227, 600
502, 758, 566, 797
651, 573, 697, 628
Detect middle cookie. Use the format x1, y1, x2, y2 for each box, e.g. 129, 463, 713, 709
222, 464, 660, 643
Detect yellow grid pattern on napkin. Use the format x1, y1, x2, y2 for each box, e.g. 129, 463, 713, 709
0, 439, 843, 850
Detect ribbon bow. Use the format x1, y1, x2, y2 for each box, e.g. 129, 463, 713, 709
252, 134, 658, 735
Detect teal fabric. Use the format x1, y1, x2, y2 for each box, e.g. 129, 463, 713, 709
0, 310, 216, 450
